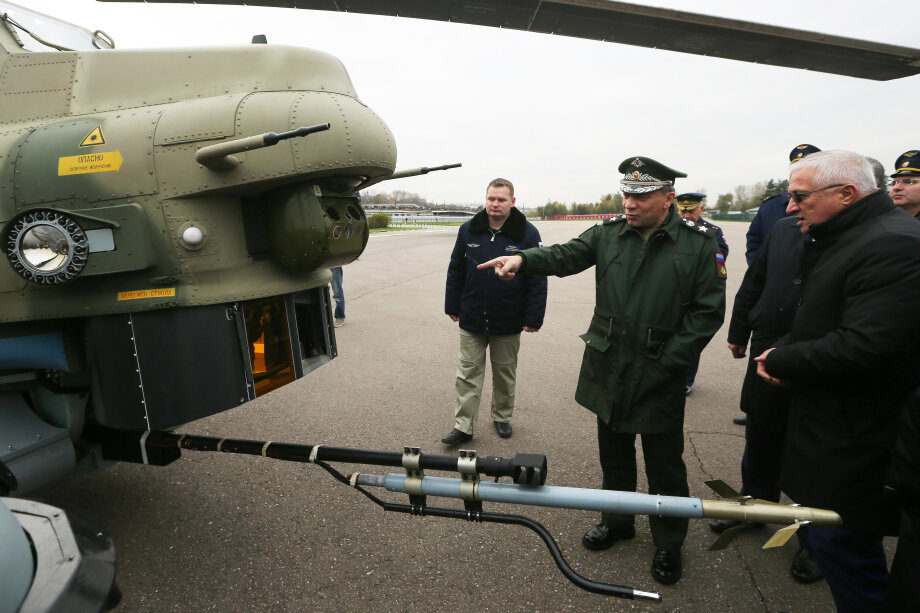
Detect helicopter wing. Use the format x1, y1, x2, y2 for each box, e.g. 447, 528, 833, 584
99, 0, 920, 81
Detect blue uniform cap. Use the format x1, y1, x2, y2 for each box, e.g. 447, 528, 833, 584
675, 193, 706, 211
789, 144, 821, 163
890, 150, 920, 177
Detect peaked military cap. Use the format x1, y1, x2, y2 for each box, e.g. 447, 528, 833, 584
890, 150, 920, 177
789, 144, 821, 163
675, 192, 706, 211
618, 156, 686, 193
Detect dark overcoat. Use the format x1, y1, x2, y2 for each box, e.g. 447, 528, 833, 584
764, 191, 920, 534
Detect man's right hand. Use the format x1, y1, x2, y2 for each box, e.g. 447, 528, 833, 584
448, 314, 459, 322
477, 254, 523, 279
728, 343, 747, 359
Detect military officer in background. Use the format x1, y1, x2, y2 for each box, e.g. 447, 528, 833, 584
675, 193, 728, 257
477, 157, 726, 586
675, 193, 727, 395
745, 144, 821, 264
733, 143, 819, 427
890, 149, 920, 219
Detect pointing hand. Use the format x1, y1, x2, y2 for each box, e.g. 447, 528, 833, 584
477, 254, 523, 280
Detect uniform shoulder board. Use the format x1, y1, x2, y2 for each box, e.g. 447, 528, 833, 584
679, 217, 716, 237
603, 214, 627, 225
702, 218, 722, 232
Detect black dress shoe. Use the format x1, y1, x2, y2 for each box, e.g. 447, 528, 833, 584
733, 415, 747, 425
651, 549, 682, 585
581, 524, 635, 550
440, 428, 472, 445
791, 546, 824, 584
493, 420, 512, 438
708, 519, 766, 534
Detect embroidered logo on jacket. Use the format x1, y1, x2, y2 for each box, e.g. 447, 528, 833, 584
467, 243, 480, 248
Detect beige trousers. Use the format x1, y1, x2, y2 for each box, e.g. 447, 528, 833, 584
453, 329, 521, 434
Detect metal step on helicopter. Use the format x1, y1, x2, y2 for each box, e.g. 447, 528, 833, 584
1, 1, 917, 611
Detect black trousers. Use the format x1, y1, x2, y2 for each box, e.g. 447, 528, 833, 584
884, 505, 920, 612
739, 341, 791, 501
597, 417, 688, 551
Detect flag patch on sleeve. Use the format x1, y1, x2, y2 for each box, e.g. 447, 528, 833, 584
716, 253, 727, 279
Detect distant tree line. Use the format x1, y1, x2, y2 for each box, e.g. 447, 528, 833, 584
532, 193, 624, 217
359, 189, 479, 211
714, 177, 789, 214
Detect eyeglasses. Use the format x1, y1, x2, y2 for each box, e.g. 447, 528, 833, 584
892, 178, 920, 186
788, 184, 843, 203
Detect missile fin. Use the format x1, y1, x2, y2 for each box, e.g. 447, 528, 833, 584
709, 524, 746, 551
762, 523, 803, 549
705, 479, 744, 500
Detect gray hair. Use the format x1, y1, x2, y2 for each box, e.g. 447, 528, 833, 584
789, 149, 877, 195
865, 157, 887, 189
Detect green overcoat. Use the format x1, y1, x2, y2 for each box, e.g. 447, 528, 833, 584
519, 208, 726, 433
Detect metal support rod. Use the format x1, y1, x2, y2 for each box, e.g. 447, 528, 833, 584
380, 501, 661, 602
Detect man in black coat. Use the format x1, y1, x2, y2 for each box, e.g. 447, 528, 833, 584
712, 215, 821, 583
441, 178, 547, 445
756, 150, 920, 612
885, 386, 920, 611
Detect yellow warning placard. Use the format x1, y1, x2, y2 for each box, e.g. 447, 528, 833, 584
79, 126, 106, 147
117, 288, 176, 301
58, 151, 123, 176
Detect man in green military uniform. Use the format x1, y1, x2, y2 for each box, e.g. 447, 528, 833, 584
477, 156, 726, 585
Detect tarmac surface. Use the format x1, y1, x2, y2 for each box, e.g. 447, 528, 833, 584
43, 219, 895, 611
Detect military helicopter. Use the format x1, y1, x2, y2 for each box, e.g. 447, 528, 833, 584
1, 1, 918, 610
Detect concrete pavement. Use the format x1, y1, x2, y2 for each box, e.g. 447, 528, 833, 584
43, 219, 892, 611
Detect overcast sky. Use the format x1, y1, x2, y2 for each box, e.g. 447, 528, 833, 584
20, 0, 920, 208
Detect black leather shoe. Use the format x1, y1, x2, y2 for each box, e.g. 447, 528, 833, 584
651, 549, 682, 585
733, 415, 747, 425
708, 519, 766, 534
581, 524, 635, 551
791, 546, 824, 584
493, 420, 512, 438
440, 428, 472, 445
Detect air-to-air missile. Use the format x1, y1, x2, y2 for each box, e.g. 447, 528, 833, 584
74, 428, 842, 603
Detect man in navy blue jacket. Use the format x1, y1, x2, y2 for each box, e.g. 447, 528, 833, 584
442, 178, 547, 444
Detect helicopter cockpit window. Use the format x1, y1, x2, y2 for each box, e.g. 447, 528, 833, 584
0, 2, 113, 52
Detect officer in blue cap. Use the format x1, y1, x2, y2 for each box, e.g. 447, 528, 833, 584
745, 144, 821, 265
890, 149, 920, 219
735, 144, 820, 427
675, 193, 727, 395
